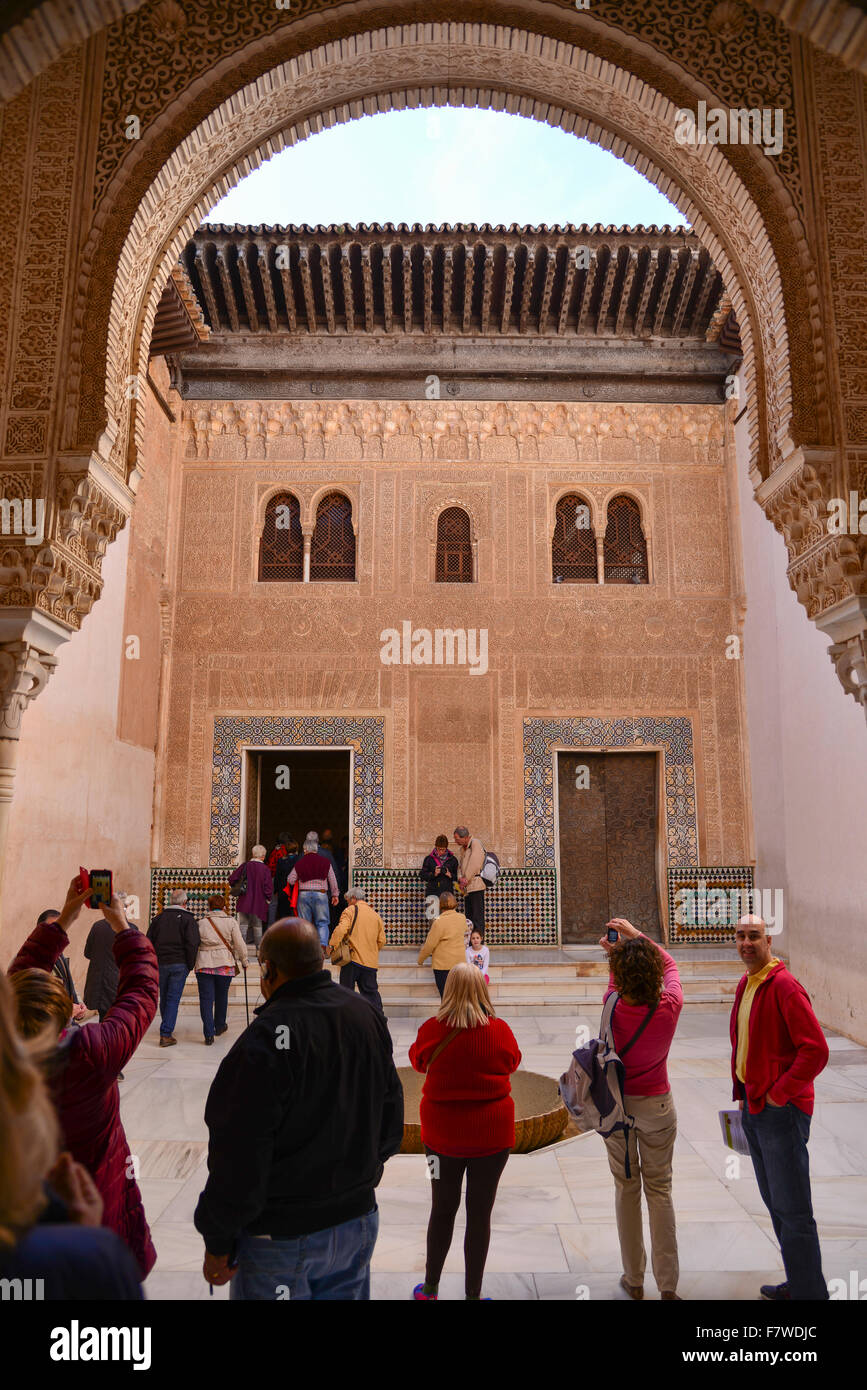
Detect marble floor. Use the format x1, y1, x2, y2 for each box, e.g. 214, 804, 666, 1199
122, 996, 867, 1301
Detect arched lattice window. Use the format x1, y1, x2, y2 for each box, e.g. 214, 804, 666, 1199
435, 507, 473, 582
603, 495, 649, 584
552, 493, 597, 583
310, 492, 356, 581
258, 491, 303, 582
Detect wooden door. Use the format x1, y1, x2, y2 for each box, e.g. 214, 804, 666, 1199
558, 751, 661, 942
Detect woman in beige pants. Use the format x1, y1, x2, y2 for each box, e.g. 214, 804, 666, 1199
600, 919, 684, 1301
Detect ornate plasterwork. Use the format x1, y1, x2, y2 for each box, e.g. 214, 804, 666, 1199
184, 399, 726, 466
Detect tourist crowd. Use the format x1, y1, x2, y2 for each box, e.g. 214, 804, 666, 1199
0, 830, 831, 1303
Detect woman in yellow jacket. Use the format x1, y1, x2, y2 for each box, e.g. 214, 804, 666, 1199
418, 892, 469, 998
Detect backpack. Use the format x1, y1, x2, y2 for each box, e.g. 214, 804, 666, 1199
480, 849, 500, 886
558, 992, 658, 1177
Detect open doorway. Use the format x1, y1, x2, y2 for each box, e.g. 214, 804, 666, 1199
241, 748, 351, 864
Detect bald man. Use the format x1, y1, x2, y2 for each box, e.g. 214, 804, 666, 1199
195, 917, 403, 1300
731, 916, 829, 1301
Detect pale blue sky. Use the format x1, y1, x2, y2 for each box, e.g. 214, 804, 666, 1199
205, 108, 686, 230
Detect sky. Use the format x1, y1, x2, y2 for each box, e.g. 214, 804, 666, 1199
205, 107, 686, 230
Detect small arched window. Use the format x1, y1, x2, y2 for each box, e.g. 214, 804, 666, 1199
552, 493, 597, 583
258, 491, 303, 582
310, 491, 356, 581
603, 495, 648, 584
435, 507, 473, 583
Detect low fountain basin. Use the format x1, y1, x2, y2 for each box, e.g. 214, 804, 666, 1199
398, 1066, 568, 1154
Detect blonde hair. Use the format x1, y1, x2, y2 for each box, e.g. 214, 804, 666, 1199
0, 970, 60, 1248
437, 963, 495, 1029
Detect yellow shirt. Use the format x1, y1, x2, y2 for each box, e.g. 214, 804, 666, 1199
417, 909, 468, 970
735, 958, 780, 1083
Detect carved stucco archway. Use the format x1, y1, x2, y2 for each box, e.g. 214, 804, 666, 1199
94, 21, 804, 491
61, 18, 863, 707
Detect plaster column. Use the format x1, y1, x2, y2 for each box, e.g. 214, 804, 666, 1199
302, 527, 312, 583
595, 535, 605, 584
0, 611, 69, 919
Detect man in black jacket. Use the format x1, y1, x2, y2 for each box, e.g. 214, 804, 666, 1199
147, 890, 200, 1047
194, 917, 404, 1300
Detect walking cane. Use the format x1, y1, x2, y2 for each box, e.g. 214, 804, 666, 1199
243, 964, 250, 1026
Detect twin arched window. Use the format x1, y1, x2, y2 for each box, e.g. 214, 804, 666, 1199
552, 493, 648, 584
258, 490, 356, 582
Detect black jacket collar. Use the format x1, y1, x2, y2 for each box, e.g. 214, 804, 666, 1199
254, 970, 332, 1014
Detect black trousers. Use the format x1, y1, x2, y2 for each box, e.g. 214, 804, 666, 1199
339, 961, 384, 1013
464, 890, 485, 933
423, 1148, 510, 1298
433, 968, 451, 998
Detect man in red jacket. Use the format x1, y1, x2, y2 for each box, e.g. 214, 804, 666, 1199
730, 915, 829, 1301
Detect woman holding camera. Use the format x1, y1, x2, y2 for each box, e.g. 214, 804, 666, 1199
601, 918, 683, 1302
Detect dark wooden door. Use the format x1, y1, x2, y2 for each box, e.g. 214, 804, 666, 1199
558, 752, 661, 942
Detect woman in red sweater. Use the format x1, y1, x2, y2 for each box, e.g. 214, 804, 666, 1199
409, 963, 521, 1301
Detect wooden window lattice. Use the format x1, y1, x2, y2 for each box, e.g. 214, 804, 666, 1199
552, 494, 597, 583
435, 506, 473, 583
310, 492, 356, 581
603, 495, 648, 584
258, 492, 303, 582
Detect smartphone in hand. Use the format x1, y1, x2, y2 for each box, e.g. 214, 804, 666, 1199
87, 870, 113, 909
607, 926, 619, 944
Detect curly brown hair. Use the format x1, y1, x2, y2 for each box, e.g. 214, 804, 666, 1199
609, 937, 664, 1007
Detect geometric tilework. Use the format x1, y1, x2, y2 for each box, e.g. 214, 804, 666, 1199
353, 868, 558, 947
209, 715, 385, 867
667, 865, 755, 944
522, 716, 698, 870
150, 866, 237, 924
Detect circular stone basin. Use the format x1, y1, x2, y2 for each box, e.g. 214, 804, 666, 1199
398, 1066, 568, 1154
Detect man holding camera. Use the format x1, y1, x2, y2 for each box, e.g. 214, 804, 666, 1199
731, 915, 829, 1301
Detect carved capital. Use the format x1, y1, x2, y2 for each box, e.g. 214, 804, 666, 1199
0, 611, 70, 742
814, 595, 867, 720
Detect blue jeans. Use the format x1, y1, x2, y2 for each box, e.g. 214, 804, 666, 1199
229, 1207, 379, 1301
158, 963, 188, 1037
742, 1100, 828, 1300
196, 972, 232, 1040
298, 890, 330, 949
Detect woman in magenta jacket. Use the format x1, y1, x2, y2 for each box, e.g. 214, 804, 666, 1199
8, 877, 159, 1278
409, 963, 521, 1301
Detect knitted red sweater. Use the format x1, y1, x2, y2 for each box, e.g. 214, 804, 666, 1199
409, 1015, 522, 1157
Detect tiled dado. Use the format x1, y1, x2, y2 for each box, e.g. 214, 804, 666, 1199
522, 717, 698, 869
209, 715, 385, 866
354, 868, 557, 947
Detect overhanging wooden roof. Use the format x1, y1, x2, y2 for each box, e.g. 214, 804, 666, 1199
172, 223, 741, 403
